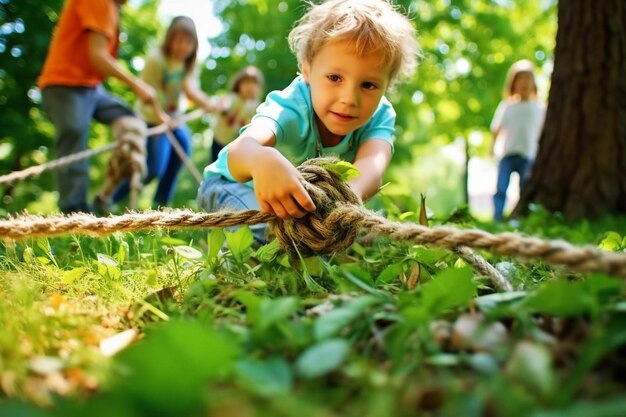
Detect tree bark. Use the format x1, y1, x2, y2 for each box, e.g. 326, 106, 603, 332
513, 0, 626, 220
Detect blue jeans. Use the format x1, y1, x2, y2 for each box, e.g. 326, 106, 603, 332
196, 175, 267, 242
41, 85, 135, 213
113, 125, 191, 206
493, 154, 532, 221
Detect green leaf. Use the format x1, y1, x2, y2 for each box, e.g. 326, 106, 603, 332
36, 238, 54, 262
278, 254, 291, 268
62, 267, 87, 285
533, 397, 626, 417
225, 226, 254, 261
302, 256, 323, 277
314, 296, 380, 340
235, 291, 262, 325
412, 246, 449, 266
318, 160, 360, 182
116, 241, 128, 265
524, 280, 590, 316
36, 256, 51, 265
342, 269, 386, 297
234, 357, 293, 396
23, 247, 35, 264
160, 236, 187, 246
598, 231, 623, 251
296, 338, 349, 378
208, 228, 226, 265
525, 276, 622, 317
580, 274, 623, 299
376, 262, 404, 284
117, 320, 239, 415
421, 267, 476, 315
257, 297, 301, 331
254, 239, 281, 263
173, 245, 203, 260
95, 254, 121, 280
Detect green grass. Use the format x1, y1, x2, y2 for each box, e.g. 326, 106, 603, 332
1, 204, 626, 417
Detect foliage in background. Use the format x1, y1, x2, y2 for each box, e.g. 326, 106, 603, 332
1, 0, 556, 217
203, 0, 557, 215
0, 0, 161, 215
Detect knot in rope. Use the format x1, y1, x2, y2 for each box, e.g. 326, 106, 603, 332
110, 116, 147, 182
98, 116, 147, 209
269, 157, 363, 257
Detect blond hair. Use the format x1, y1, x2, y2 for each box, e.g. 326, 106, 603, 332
288, 0, 420, 86
502, 59, 538, 100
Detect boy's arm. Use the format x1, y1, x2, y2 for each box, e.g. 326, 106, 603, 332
228, 124, 316, 219
348, 139, 393, 201
87, 31, 156, 104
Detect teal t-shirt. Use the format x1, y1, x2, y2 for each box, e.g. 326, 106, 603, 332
203, 75, 396, 184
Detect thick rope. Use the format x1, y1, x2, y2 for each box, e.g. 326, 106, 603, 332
1, 157, 625, 280
1, 207, 625, 279
0, 209, 272, 239
97, 116, 147, 209
0, 143, 118, 185
0, 109, 206, 186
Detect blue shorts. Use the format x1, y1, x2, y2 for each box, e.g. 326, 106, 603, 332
196, 175, 268, 242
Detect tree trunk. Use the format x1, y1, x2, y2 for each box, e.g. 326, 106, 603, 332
513, 0, 626, 220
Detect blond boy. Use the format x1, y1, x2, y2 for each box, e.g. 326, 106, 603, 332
198, 0, 420, 242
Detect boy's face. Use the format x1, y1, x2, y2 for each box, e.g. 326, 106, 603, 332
302, 39, 391, 145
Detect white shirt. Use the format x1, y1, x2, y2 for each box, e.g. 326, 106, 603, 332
491, 99, 545, 159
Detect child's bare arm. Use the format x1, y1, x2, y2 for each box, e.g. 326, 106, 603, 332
152, 102, 173, 127
228, 125, 316, 219
183, 77, 214, 112
348, 139, 393, 201
491, 127, 502, 156
87, 31, 156, 104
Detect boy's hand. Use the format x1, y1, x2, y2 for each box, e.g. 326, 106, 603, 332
251, 149, 316, 219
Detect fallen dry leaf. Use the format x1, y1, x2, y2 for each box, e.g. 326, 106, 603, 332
99, 328, 138, 357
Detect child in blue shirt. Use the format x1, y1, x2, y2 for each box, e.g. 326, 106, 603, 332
197, 0, 420, 242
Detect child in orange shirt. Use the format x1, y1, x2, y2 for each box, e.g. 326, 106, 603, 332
38, 0, 156, 214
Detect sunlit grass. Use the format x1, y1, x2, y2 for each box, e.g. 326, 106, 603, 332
1, 199, 626, 415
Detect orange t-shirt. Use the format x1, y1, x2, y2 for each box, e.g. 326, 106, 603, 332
38, 0, 119, 89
